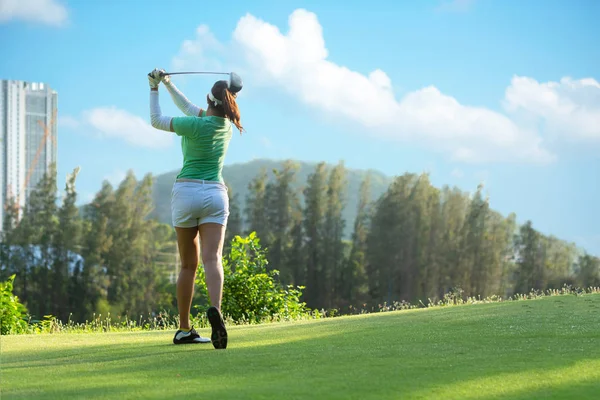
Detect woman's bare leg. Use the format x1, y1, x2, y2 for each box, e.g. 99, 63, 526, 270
175, 226, 200, 330
199, 223, 226, 310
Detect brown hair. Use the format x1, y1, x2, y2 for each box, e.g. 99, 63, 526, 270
210, 80, 244, 134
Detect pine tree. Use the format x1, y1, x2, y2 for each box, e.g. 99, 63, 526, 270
438, 186, 469, 298
8, 199, 36, 307
577, 253, 600, 287
224, 184, 243, 251
343, 174, 371, 308
21, 164, 58, 318
514, 220, 540, 294
418, 180, 442, 301
461, 184, 490, 297
267, 160, 301, 280
0, 195, 19, 281
105, 171, 137, 313
287, 209, 305, 286
245, 168, 270, 246
78, 182, 114, 319
481, 211, 517, 297
323, 161, 347, 308
125, 173, 158, 316
302, 162, 328, 308
390, 173, 419, 302
544, 236, 578, 288
52, 167, 82, 320
366, 174, 410, 305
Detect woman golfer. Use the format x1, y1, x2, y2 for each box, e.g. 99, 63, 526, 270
148, 68, 243, 349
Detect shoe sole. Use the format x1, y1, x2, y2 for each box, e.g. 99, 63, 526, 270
173, 338, 211, 345
173, 340, 198, 345
207, 307, 228, 349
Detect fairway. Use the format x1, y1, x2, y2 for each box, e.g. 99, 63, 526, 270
2, 294, 600, 400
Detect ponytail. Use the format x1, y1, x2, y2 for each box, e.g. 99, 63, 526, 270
221, 88, 244, 134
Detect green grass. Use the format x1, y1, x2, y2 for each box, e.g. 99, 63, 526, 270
2, 294, 600, 400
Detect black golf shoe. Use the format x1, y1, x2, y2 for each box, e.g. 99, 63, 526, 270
207, 306, 228, 349
172, 327, 211, 345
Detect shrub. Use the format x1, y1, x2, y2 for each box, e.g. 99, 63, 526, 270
0, 275, 29, 335
194, 232, 311, 324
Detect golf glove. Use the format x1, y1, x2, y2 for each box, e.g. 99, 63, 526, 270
160, 69, 171, 85
148, 68, 162, 89
152, 68, 170, 84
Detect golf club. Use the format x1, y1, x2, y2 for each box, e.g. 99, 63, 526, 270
150, 70, 243, 93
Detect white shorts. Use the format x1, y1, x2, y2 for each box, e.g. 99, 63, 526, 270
171, 179, 230, 228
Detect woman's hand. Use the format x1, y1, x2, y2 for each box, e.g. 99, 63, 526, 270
160, 70, 171, 85
148, 68, 164, 90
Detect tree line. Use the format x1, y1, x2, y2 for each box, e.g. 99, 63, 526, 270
1, 165, 177, 322
234, 160, 600, 311
1, 161, 599, 322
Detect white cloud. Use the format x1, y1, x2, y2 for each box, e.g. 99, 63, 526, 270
504, 76, 600, 142
0, 0, 68, 26
58, 115, 80, 129
82, 107, 173, 149
173, 9, 600, 164
60, 107, 173, 149
171, 24, 226, 72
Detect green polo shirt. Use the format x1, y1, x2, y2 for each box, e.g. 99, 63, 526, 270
171, 111, 233, 183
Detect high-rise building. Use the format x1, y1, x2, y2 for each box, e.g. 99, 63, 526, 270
1, 80, 58, 230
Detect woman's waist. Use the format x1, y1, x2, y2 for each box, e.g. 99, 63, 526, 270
173, 178, 227, 190
177, 164, 224, 181
175, 177, 222, 184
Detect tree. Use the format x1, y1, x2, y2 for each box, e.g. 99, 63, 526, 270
224, 184, 243, 251
373, 173, 430, 304
461, 184, 490, 297
323, 161, 347, 308
577, 253, 600, 287
342, 174, 371, 307
287, 209, 305, 287
302, 162, 328, 308
482, 211, 517, 297
544, 236, 578, 289
77, 182, 114, 320
514, 221, 541, 294
52, 167, 83, 320
245, 168, 270, 246
437, 186, 469, 298
266, 160, 301, 281
105, 172, 137, 309
20, 164, 59, 318
0, 195, 20, 281
417, 180, 442, 301
124, 173, 160, 316
366, 173, 410, 304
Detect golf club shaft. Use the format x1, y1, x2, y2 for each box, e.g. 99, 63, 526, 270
162, 71, 230, 76
150, 70, 243, 93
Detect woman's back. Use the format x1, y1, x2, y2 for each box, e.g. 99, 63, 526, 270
172, 112, 233, 183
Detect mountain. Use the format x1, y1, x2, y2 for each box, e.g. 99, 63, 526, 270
149, 158, 394, 237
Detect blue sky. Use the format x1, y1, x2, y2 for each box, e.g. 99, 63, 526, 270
1, 0, 599, 255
